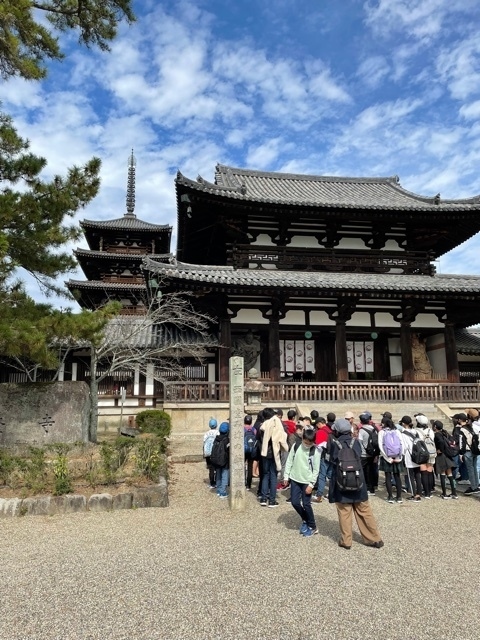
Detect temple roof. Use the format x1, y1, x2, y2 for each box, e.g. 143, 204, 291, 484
142, 257, 480, 295
176, 164, 480, 211
74, 249, 174, 261
455, 329, 480, 355
81, 217, 171, 232
67, 280, 146, 290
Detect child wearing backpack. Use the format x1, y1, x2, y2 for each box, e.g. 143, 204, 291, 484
210, 422, 230, 499
203, 418, 219, 489
399, 416, 423, 502
457, 412, 480, 495
432, 420, 458, 500
415, 414, 436, 499
328, 419, 383, 550
283, 428, 321, 537
243, 415, 257, 490
378, 418, 405, 504
358, 412, 379, 496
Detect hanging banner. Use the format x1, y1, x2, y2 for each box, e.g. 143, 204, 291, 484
305, 340, 315, 372
365, 341, 374, 373
346, 341, 355, 373
354, 341, 365, 373
294, 340, 305, 372
285, 340, 295, 373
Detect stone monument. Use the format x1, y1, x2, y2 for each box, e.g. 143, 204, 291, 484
244, 368, 269, 406
229, 356, 245, 512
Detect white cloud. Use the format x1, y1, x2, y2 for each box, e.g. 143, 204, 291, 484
357, 56, 390, 89
459, 101, 480, 120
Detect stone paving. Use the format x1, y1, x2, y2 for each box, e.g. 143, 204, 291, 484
0, 461, 479, 640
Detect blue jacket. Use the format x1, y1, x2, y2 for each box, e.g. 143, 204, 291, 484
328, 433, 368, 504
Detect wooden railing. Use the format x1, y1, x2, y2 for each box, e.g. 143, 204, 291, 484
162, 381, 480, 403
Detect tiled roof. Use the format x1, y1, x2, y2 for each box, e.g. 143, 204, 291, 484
81, 215, 171, 232
175, 165, 480, 211
67, 280, 146, 290
455, 329, 480, 355
103, 318, 218, 348
142, 257, 480, 295
74, 249, 174, 261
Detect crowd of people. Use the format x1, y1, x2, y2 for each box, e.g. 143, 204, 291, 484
203, 407, 480, 546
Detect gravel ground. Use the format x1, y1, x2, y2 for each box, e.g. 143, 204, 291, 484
0, 463, 479, 640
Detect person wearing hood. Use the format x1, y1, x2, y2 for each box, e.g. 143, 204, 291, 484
328, 418, 383, 550
258, 407, 288, 507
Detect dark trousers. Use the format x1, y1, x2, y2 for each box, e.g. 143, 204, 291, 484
408, 467, 422, 496
361, 457, 376, 492
261, 457, 278, 503
245, 456, 254, 489
290, 479, 316, 529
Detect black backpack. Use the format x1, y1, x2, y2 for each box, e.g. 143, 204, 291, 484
405, 431, 430, 465
462, 426, 480, 456
244, 429, 257, 457
333, 438, 363, 492
210, 436, 229, 467
442, 431, 459, 459
361, 426, 380, 457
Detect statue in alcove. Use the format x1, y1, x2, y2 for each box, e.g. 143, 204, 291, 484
232, 331, 263, 371
411, 333, 433, 378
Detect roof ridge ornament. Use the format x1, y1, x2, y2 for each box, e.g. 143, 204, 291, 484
125, 149, 136, 218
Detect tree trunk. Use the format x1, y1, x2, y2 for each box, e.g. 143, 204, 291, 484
89, 350, 99, 442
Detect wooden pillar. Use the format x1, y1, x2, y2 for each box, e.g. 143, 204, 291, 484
400, 320, 414, 382
335, 321, 348, 382
268, 318, 281, 381
445, 321, 460, 383
219, 317, 231, 382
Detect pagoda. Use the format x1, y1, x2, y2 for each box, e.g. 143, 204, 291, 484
143, 164, 480, 384
67, 151, 172, 313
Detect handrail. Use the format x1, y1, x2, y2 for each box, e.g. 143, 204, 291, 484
162, 381, 480, 403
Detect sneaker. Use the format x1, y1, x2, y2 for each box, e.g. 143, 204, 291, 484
464, 487, 475, 494
286, 498, 291, 503
457, 480, 470, 485
303, 527, 318, 537
208, 485, 216, 489
218, 493, 228, 499
401, 487, 408, 493
276, 482, 284, 491
367, 491, 376, 496
259, 499, 267, 506
245, 487, 251, 491
472, 488, 480, 494
449, 494, 459, 500
268, 501, 279, 508
312, 496, 323, 503
395, 498, 403, 504
440, 494, 451, 500
424, 495, 432, 500
407, 496, 421, 502
386, 497, 395, 504
299, 522, 309, 535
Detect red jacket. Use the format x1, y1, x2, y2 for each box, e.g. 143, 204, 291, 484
283, 419, 297, 435
315, 424, 333, 446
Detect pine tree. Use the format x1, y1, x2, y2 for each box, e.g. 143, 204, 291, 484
0, 1, 135, 364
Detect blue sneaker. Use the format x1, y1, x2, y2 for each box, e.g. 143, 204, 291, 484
303, 527, 318, 537
218, 492, 228, 499
299, 522, 309, 535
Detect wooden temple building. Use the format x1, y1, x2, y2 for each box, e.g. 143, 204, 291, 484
5, 158, 480, 408
141, 164, 480, 397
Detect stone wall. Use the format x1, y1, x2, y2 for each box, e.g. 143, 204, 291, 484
0, 381, 90, 448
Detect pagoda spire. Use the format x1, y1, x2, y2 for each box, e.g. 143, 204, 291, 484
125, 149, 136, 217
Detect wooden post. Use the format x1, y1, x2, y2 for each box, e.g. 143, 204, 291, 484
219, 317, 231, 382
400, 320, 414, 383
444, 321, 460, 383
269, 317, 281, 381
335, 320, 349, 382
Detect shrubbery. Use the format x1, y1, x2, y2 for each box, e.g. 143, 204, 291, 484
135, 410, 171, 447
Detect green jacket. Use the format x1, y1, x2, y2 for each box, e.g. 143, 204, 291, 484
284, 443, 320, 487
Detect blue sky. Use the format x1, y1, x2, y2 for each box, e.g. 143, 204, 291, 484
5, 0, 480, 307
